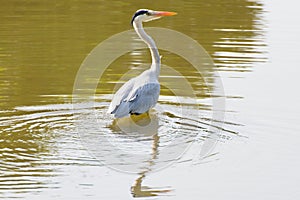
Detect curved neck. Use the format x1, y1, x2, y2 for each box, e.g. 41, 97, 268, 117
133, 21, 160, 77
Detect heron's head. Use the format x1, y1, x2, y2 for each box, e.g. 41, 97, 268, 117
131, 9, 177, 25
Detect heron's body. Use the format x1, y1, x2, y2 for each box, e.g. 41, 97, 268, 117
108, 9, 176, 118
108, 68, 160, 118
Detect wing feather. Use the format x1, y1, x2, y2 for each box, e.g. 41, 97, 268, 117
107, 78, 135, 114
127, 82, 160, 114
109, 82, 160, 118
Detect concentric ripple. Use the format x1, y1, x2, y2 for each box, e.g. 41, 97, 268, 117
0, 95, 240, 197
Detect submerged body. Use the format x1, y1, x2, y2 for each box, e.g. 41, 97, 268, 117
107, 9, 176, 118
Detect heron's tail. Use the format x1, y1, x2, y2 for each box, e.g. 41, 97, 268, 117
111, 102, 130, 118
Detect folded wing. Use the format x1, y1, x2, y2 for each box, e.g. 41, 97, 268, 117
109, 82, 160, 118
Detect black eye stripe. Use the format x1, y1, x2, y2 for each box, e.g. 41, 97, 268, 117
131, 10, 149, 25
135, 10, 148, 16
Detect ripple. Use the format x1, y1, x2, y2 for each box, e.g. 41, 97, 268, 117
73, 95, 240, 173
0, 103, 101, 198
0, 96, 241, 197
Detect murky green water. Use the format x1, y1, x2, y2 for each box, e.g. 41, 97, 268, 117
1, 0, 300, 199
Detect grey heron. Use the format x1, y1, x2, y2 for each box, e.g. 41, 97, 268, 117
107, 9, 177, 118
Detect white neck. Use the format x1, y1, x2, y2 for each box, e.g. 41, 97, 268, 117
133, 21, 160, 77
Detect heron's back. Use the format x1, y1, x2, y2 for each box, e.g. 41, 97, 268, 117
108, 70, 160, 118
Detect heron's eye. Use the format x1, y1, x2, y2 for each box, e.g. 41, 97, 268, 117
146, 12, 151, 16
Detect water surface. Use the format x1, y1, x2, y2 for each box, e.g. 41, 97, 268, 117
1, 0, 299, 199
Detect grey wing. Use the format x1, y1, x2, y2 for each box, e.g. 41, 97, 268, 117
107, 78, 135, 114
127, 82, 160, 114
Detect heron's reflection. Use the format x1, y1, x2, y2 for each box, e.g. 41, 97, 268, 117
110, 111, 173, 197
131, 132, 172, 197
110, 112, 157, 137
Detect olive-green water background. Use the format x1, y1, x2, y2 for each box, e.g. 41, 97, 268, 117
0, 0, 299, 199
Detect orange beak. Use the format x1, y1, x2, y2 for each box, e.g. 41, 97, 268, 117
154, 11, 177, 17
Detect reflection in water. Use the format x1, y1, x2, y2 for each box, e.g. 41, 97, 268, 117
110, 113, 172, 197
76, 103, 203, 173
0, 0, 267, 199
131, 134, 172, 198
110, 113, 157, 137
